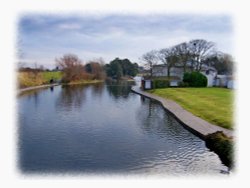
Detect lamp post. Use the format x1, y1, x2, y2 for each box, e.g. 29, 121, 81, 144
193, 42, 198, 70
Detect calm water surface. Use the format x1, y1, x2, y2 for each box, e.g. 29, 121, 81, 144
18, 81, 228, 175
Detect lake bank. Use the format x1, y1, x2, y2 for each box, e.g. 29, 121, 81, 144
17, 71, 62, 89
18, 80, 104, 95
131, 86, 233, 139
149, 87, 233, 129
131, 86, 234, 168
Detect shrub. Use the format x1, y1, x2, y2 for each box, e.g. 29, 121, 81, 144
56, 54, 89, 82
178, 81, 189, 87
152, 78, 169, 89
205, 131, 234, 169
183, 71, 207, 87
18, 72, 45, 88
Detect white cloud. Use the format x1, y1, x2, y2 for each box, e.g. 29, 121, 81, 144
19, 14, 233, 67
57, 23, 82, 30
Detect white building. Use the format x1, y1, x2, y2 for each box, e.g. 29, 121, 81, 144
200, 66, 217, 87
214, 75, 234, 89
152, 64, 217, 87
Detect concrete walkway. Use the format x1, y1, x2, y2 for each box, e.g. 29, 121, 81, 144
18, 83, 59, 94
131, 86, 233, 139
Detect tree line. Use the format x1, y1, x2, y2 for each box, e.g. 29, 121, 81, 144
55, 54, 106, 83
141, 39, 234, 78
18, 38, 233, 84
105, 57, 139, 79
55, 54, 139, 83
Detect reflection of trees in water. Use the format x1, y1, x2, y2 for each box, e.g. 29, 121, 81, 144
137, 97, 183, 137
106, 80, 135, 99
19, 89, 44, 108
90, 83, 105, 97
56, 85, 87, 110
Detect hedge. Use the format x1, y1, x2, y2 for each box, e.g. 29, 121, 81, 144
152, 78, 170, 89
183, 71, 207, 87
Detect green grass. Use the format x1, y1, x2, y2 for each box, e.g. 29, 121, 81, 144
42, 71, 63, 82
149, 88, 234, 129
18, 71, 105, 88
18, 71, 63, 88
65, 79, 104, 85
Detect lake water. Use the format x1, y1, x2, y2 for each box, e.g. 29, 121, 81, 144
18, 80, 228, 175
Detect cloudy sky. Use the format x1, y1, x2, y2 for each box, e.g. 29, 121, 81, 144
18, 14, 233, 68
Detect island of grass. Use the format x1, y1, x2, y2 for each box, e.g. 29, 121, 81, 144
149, 87, 233, 129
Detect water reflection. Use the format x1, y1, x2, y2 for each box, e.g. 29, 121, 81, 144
137, 97, 194, 140
106, 80, 135, 99
19, 89, 42, 109
18, 82, 228, 174
137, 98, 169, 136
90, 83, 105, 97
50, 86, 54, 92
56, 85, 87, 111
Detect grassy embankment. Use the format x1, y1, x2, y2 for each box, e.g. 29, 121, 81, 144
149, 88, 233, 129
18, 71, 103, 88
65, 79, 104, 85
18, 71, 62, 88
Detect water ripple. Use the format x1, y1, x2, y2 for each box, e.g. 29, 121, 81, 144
18, 83, 228, 175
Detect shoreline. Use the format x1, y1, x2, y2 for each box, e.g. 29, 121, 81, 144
131, 86, 233, 139
18, 83, 60, 94
18, 80, 104, 95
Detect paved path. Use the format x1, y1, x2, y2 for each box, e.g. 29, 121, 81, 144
131, 86, 233, 139
18, 83, 59, 94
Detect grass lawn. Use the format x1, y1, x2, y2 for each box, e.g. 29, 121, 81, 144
18, 71, 104, 88
149, 87, 234, 129
18, 71, 63, 88
42, 71, 63, 81
66, 79, 104, 85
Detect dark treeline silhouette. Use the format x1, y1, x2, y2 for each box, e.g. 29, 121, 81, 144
105, 58, 139, 80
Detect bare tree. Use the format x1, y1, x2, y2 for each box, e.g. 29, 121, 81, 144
140, 39, 218, 78
188, 39, 215, 71
204, 52, 234, 75
174, 42, 191, 72
56, 54, 85, 82
141, 50, 159, 77
85, 58, 106, 80
159, 47, 180, 78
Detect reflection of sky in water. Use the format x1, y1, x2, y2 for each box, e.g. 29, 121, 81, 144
18, 83, 228, 175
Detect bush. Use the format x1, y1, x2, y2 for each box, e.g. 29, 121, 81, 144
183, 72, 207, 87
205, 131, 234, 169
18, 72, 45, 88
178, 81, 189, 87
152, 78, 169, 89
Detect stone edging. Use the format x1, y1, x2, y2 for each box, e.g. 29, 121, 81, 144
131, 86, 233, 139
18, 83, 59, 94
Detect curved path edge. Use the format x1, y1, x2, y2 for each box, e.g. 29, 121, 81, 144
18, 83, 59, 95
131, 86, 233, 139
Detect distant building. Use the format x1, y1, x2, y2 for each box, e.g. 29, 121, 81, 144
152, 63, 218, 87
200, 65, 217, 87
214, 75, 234, 89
